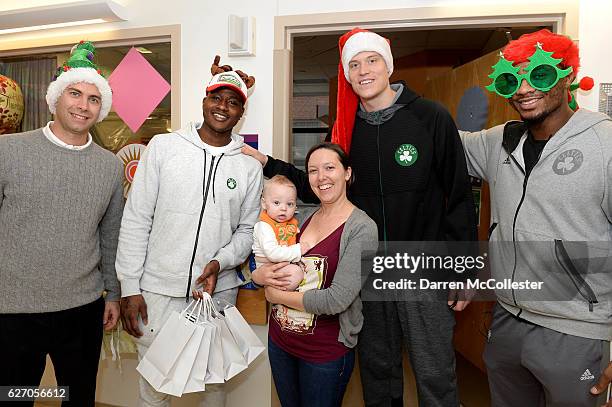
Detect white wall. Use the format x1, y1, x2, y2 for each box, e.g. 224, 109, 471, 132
577, 0, 612, 111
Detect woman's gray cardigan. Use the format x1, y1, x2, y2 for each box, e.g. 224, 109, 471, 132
298, 206, 378, 348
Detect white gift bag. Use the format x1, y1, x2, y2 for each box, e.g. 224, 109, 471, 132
137, 299, 204, 396
204, 320, 225, 384
183, 297, 216, 393
140, 300, 199, 375
214, 316, 248, 380
157, 324, 204, 396
223, 305, 265, 364
182, 321, 214, 393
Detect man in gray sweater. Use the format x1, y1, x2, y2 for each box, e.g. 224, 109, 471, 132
0, 41, 123, 405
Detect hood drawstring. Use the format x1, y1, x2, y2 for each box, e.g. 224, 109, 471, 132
186, 152, 216, 301
211, 153, 225, 204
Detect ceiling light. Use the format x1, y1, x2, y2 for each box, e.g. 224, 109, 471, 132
0, 0, 128, 35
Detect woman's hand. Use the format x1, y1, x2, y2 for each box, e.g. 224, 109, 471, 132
265, 286, 282, 303
252, 262, 296, 290
265, 286, 305, 311
241, 143, 268, 166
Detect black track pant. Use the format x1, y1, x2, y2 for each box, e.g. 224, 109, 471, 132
358, 299, 459, 407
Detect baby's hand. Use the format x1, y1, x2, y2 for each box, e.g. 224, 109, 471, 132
300, 242, 311, 254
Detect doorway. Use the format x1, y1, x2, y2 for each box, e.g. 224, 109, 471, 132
272, 3, 575, 161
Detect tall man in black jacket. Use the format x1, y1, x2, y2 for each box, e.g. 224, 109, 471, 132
244, 28, 477, 406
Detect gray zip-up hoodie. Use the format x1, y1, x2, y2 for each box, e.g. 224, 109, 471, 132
116, 122, 263, 299
461, 109, 612, 340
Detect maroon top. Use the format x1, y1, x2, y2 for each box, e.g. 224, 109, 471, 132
269, 215, 349, 363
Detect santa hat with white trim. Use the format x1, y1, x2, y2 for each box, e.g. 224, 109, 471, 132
332, 28, 394, 153
46, 40, 112, 123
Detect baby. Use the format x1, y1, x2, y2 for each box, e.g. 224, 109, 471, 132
252, 175, 309, 290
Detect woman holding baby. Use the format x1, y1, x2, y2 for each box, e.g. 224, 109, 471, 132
251, 142, 377, 407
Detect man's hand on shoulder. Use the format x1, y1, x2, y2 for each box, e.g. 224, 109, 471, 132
120, 294, 148, 338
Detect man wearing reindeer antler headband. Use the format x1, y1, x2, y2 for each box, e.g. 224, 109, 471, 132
460, 29, 612, 406
115, 57, 262, 406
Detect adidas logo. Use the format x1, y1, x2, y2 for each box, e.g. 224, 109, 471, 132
580, 369, 595, 381
502, 157, 511, 165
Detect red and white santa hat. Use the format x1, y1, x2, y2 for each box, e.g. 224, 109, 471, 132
332, 28, 393, 153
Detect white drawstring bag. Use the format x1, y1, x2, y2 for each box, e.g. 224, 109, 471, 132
137, 299, 205, 396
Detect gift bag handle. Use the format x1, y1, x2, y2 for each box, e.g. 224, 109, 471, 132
180, 298, 203, 324
197, 292, 216, 321
212, 297, 234, 314
194, 291, 234, 320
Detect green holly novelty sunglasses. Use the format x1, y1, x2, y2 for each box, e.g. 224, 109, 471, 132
486, 45, 573, 98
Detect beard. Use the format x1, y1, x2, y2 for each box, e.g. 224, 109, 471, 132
522, 111, 547, 125
512, 85, 567, 125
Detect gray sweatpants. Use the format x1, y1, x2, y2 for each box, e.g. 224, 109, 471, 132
134, 288, 239, 407
358, 299, 458, 407
483, 303, 610, 407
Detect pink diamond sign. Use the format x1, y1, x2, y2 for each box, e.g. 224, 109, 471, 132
109, 47, 170, 133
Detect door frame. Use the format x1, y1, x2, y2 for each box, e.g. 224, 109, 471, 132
272, 2, 577, 160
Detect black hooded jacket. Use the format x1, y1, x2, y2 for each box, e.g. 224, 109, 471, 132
264, 83, 477, 243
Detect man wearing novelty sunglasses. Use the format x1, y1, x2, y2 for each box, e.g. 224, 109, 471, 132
486, 38, 576, 137
460, 29, 612, 406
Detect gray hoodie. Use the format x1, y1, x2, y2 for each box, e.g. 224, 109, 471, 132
461, 109, 612, 340
116, 122, 263, 298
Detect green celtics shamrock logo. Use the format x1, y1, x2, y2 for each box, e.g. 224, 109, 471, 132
227, 178, 237, 189
395, 144, 418, 167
